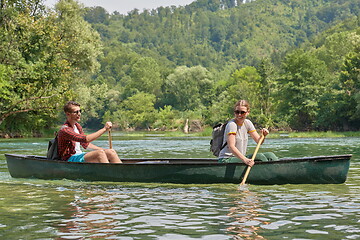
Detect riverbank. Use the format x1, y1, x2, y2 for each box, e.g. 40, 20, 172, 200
2, 127, 360, 139
110, 128, 360, 139
285, 131, 360, 138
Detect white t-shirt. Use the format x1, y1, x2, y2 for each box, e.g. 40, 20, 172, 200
73, 125, 82, 154
218, 119, 256, 158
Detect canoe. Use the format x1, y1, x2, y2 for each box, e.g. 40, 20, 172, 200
5, 154, 351, 185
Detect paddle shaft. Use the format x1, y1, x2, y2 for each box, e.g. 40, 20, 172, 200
240, 134, 265, 186
108, 128, 113, 149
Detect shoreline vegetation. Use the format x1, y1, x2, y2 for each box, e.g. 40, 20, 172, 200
1, 1, 360, 136
140, 130, 360, 138
2, 127, 360, 139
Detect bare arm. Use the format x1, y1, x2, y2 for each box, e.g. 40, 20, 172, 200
85, 127, 107, 142
249, 128, 269, 144
85, 122, 112, 143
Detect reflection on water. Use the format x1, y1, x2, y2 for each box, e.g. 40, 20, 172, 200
48, 184, 236, 239
225, 184, 360, 239
76, 186, 221, 238
0, 180, 360, 239
0, 135, 360, 239
226, 190, 267, 239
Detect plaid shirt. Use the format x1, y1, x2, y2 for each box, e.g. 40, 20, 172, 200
57, 121, 89, 161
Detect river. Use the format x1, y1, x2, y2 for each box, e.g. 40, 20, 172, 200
0, 133, 359, 239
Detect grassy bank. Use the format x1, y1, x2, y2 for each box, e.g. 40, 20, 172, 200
2, 127, 360, 139
165, 128, 360, 138
116, 128, 360, 138
287, 131, 360, 138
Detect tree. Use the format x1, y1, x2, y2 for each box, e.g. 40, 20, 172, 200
256, 59, 277, 128
128, 57, 163, 96
338, 46, 360, 129
0, 1, 69, 129
277, 49, 330, 130
114, 92, 157, 130
162, 66, 213, 111
0, 0, 102, 134
153, 105, 179, 130
307, 22, 360, 130
84, 6, 109, 24
54, 0, 102, 73
316, 31, 360, 71
226, 65, 277, 127
75, 83, 110, 128
229, 66, 261, 108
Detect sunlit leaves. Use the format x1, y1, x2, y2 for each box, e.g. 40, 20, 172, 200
163, 66, 213, 111
277, 49, 330, 130
116, 92, 157, 129
0, 0, 102, 134
128, 57, 162, 96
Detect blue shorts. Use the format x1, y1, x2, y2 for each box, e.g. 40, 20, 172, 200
68, 153, 86, 163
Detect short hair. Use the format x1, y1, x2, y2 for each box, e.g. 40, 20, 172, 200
234, 100, 250, 111
64, 101, 80, 113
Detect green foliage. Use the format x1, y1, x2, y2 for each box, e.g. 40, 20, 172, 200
162, 66, 214, 111
2, 0, 360, 136
114, 92, 157, 130
0, 0, 102, 135
74, 83, 110, 126
289, 131, 360, 138
54, 0, 102, 72
230, 66, 261, 105
81, 0, 360, 131
153, 105, 179, 130
277, 49, 330, 130
128, 57, 163, 96
206, 90, 234, 125
315, 92, 352, 131
341, 51, 360, 96
338, 46, 360, 129
83, 6, 109, 24
93, 0, 359, 70
0, 65, 13, 103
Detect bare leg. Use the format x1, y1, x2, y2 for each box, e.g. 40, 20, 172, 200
104, 149, 122, 163
84, 150, 109, 163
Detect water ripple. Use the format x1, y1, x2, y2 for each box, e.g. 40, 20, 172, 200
0, 137, 360, 239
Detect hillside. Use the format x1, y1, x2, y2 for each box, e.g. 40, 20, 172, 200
80, 0, 360, 131
1, 0, 359, 136
86, 0, 360, 69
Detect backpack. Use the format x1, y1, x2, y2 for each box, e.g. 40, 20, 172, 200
47, 133, 60, 160
210, 121, 228, 157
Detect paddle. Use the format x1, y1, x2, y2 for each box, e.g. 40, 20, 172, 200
240, 134, 265, 186
108, 128, 113, 149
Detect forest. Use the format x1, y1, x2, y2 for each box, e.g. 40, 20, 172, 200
0, 0, 359, 137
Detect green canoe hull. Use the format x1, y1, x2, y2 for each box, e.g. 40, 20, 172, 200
5, 154, 351, 185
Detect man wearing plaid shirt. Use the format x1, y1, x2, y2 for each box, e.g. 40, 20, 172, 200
57, 101, 122, 163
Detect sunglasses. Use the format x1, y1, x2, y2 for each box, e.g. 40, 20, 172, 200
234, 110, 247, 115
71, 110, 82, 114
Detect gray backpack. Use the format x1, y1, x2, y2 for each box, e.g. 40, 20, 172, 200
210, 121, 228, 157
47, 133, 60, 160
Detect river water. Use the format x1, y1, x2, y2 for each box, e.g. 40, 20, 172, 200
0, 133, 359, 239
